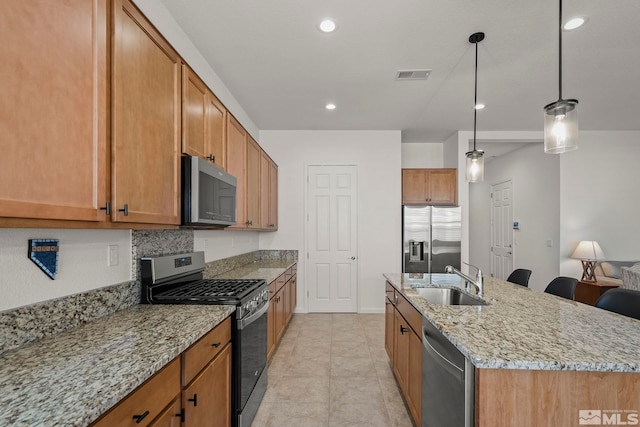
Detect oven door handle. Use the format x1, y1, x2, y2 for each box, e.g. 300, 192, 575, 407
237, 301, 269, 330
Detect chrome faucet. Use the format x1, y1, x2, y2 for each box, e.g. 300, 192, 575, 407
445, 264, 483, 297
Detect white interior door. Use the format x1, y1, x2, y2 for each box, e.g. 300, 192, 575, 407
307, 165, 358, 312
491, 180, 513, 279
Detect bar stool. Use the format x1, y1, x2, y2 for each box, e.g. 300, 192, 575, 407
595, 288, 640, 320
544, 276, 577, 300
506, 269, 532, 287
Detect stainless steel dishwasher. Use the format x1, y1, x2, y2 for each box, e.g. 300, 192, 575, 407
422, 317, 474, 427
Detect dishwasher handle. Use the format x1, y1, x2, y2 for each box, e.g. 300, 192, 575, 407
423, 329, 465, 383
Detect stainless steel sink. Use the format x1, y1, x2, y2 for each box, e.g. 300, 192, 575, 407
412, 287, 488, 306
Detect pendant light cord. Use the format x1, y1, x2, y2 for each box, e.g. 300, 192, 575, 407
558, 0, 563, 100
473, 37, 478, 151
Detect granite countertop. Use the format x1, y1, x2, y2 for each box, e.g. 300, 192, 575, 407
0, 304, 235, 427
384, 273, 640, 372
207, 259, 297, 284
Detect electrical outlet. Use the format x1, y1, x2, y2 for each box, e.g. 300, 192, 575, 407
108, 244, 119, 267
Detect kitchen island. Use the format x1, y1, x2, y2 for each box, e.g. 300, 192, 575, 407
384, 273, 640, 427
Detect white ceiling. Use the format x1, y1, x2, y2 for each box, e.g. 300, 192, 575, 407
159, 0, 640, 143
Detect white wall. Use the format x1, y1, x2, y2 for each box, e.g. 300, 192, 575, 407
469, 143, 560, 291
194, 230, 260, 262
258, 130, 402, 313
131, 0, 259, 141
560, 131, 640, 277
0, 229, 131, 311
401, 143, 443, 168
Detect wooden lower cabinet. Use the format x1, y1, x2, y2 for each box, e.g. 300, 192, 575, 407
91, 358, 181, 427
267, 265, 297, 360
476, 368, 640, 427
384, 297, 394, 361
149, 397, 182, 427
182, 343, 232, 427
91, 317, 232, 427
385, 283, 422, 426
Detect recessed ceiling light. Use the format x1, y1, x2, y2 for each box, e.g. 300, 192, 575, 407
563, 17, 586, 30
318, 19, 337, 33
474, 103, 485, 110
325, 103, 336, 110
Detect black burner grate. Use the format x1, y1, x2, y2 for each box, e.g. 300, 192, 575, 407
155, 278, 264, 301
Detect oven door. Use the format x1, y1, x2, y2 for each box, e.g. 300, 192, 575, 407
235, 300, 268, 427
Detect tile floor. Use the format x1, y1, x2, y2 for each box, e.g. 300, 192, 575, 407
252, 313, 414, 427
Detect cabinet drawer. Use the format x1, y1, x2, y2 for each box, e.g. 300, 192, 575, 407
268, 279, 277, 299
275, 273, 286, 292
284, 267, 293, 282
396, 292, 422, 335
385, 282, 395, 302
182, 316, 232, 386
91, 357, 180, 427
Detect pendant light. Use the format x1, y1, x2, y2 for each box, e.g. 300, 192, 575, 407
543, 0, 579, 153
466, 32, 485, 183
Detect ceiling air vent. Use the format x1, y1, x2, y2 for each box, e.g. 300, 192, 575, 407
395, 69, 431, 81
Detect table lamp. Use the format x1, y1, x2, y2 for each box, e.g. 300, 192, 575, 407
571, 241, 605, 282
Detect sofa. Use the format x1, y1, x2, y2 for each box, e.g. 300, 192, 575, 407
596, 261, 640, 291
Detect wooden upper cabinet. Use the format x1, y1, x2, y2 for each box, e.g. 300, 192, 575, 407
268, 159, 278, 230
226, 115, 247, 228
402, 168, 457, 205
182, 65, 227, 170
259, 151, 270, 228
182, 65, 207, 159
112, 0, 181, 225
246, 136, 261, 228
0, 0, 108, 221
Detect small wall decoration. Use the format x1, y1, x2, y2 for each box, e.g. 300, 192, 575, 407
28, 239, 59, 280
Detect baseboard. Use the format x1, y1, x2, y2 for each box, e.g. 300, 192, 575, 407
358, 307, 385, 314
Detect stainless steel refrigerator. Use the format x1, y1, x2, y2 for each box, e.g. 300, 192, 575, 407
402, 206, 461, 274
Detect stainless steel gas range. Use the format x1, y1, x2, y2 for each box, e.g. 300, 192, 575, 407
141, 252, 268, 427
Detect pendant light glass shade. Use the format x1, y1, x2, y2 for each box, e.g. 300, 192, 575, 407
543, 0, 579, 154
544, 99, 579, 153
466, 149, 484, 182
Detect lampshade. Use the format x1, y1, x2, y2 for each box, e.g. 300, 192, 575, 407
466, 149, 484, 182
571, 241, 605, 260
544, 99, 579, 153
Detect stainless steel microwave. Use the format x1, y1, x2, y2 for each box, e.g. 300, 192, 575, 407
181, 156, 237, 227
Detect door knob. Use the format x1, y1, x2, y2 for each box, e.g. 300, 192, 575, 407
350, 256, 356, 260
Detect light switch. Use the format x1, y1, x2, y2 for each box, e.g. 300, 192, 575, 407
547, 239, 553, 247
108, 244, 119, 267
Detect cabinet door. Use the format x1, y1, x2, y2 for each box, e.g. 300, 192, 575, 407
183, 343, 232, 427
267, 295, 276, 359
275, 287, 286, 341
289, 275, 297, 317
112, 0, 181, 224
182, 65, 207, 159
407, 329, 423, 425
205, 91, 226, 170
148, 397, 182, 427
259, 151, 270, 228
91, 358, 180, 427
268, 160, 278, 230
428, 169, 457, 205
402, 169, 428, 205
226, 115, 247, 228
245, 136, 261, 228
0, 0, 108, 222
384, 297, 394, 361
393, 310, 409, 394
